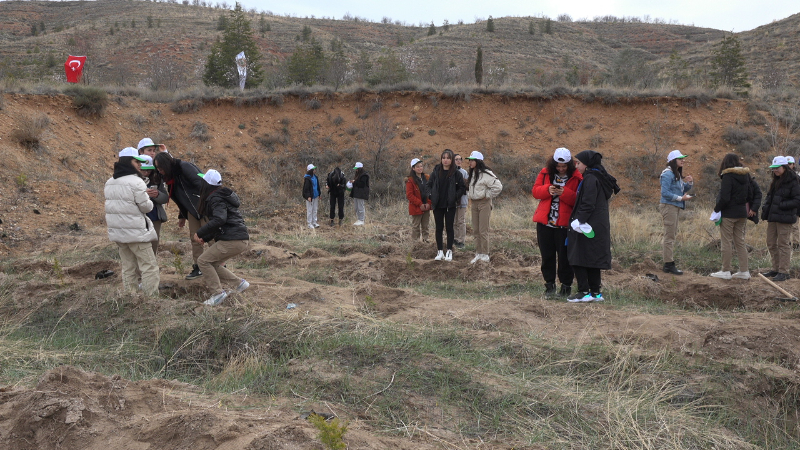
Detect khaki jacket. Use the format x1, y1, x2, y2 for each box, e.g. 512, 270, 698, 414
467, 169, 502, 201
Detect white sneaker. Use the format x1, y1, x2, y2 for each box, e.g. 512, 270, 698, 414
710, 271, 732, 280
444, 250, 453, 261
731, 271, 751, 280
480, 254, 490, 262
470, 254, 481, 264
353, 220, 365, 226
434, 250, 444, 261
203, 291, 228, 306
235, 279, 250, 293
308, 224, 315, 229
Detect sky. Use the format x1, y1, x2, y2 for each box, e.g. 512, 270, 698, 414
239, 0, 798, 32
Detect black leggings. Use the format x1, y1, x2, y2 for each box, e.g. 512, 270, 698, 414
536, 223, 573, 286
329, 193, 344, 220
572, 266, 602, 294
433, 207, 457, 251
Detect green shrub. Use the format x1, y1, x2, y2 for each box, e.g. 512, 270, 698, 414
308, 414, 348, 450
64, 86, 108, 117
11, 114, 50, 152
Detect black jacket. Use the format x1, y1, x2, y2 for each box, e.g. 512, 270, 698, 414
427, 164, 466, 209
302, 174, 320, 200
326, 168, 347, 196
196, 187, 249, 242
167, 159, 204, 221
714, 167, 751, 219
761, 172, 800, 224
350, 172, 370, 200
567, 167, 619, 269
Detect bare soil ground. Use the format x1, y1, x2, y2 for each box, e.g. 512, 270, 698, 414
1, 92, 800, 448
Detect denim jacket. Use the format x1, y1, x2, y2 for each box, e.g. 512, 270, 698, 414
660, 167, 692, 209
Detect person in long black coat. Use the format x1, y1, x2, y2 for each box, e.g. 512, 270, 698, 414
566, 150, 620, 302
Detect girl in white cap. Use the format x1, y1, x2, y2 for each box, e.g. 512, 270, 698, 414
466, 151, 502, 264
303, 164, 321, 229
659, 150, 693, 275
350, 162, 369, 225
193, 169, 251, 305
760, 156, 800, 282
406, 158, 432, 242
532, 148, 582, 297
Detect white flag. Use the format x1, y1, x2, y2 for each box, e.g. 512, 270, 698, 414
235, 51, 247, 91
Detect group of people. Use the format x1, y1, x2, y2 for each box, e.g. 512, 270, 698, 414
405, 149, 503, 263
662, 151, 800, 283
104, 138, 251, 306
303, 162, 369, 228
531, 148, 620, 302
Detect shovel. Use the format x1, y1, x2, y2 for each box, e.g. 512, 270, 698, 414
757, 273, 798, 302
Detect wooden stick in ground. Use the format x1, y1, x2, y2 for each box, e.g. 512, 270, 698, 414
757, 273, 797, 299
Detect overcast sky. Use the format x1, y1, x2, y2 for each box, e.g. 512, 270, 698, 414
239, 0, 798, 32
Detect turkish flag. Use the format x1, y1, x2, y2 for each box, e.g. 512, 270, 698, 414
64, 55, 86, 83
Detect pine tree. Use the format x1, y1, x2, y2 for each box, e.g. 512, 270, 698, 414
286, 39, 326, 86
427, 22, 436, 36
474, 46, 483, 86
528, 20, 535, 35
486, 16, 495, 32
710, 33, 750, 93
203, 2, 264, 88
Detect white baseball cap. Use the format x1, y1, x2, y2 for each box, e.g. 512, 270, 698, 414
353, 162, 363, 169
140, 155, 155, 170
667, 150, 687, 162
553, 147, 571, 163
306, 163, 316, 171
465, 151, 484, 161
198, 169, 222, 186
119, 147, 147, 162
137, 137, 156, 150
410, 158, 422, 167
787, 156, 796, 164
770, 156, 789, 168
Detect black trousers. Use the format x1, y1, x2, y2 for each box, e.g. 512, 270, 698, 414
536, 223, 573, 286
573, 266, 602, 294
433, 207, 457, 251
329, 192, 345, 220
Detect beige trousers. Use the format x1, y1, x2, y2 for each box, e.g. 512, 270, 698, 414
766, 222, 793, 273
118, 241, 160, 296
660, 203, 680, 263
411, 211, 430, 241
151, 220, 162, 256
719, 217, 748, 273
197, 239, 249, 293
187, 215, 206, 264
793, 221, 800, 245
455, 206, 467, 243
471, 198, 492, 255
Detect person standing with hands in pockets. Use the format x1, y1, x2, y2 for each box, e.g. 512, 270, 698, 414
660, 150, 693, 275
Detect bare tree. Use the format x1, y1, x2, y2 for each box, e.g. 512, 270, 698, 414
361, 112, 395, 180
766, 103, 800, 155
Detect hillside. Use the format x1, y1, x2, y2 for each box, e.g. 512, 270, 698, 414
0, 1, 798, 88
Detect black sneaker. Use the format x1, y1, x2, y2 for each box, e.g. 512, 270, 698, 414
185, 264, 202, 280
544, 283, 557, 297
559, 285, 572, 297
773, 273, 790, 282
762, 270, 779, 278
454, 241, 465, 249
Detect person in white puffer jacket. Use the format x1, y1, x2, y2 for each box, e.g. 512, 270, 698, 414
105, 147, 160, 296
466, 151, 503, 264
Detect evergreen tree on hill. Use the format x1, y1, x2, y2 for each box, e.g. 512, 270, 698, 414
203, 2, 264, 88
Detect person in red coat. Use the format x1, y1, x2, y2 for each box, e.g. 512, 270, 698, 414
406, 158, 432, 242
532, 148, 583, 297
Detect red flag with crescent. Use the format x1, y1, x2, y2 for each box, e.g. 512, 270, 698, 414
64, 55, 86, 83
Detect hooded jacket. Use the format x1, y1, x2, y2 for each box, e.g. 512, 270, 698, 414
567, 165, 620, 269
104, 159, 157, 244
714, 167, 751, 219
761, 171, 800, 224
350, 171, 370, 200
196, 187, 250, 242
532, 167, 582, 227
166, 158, 204, 221
302, 173, 320, 200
